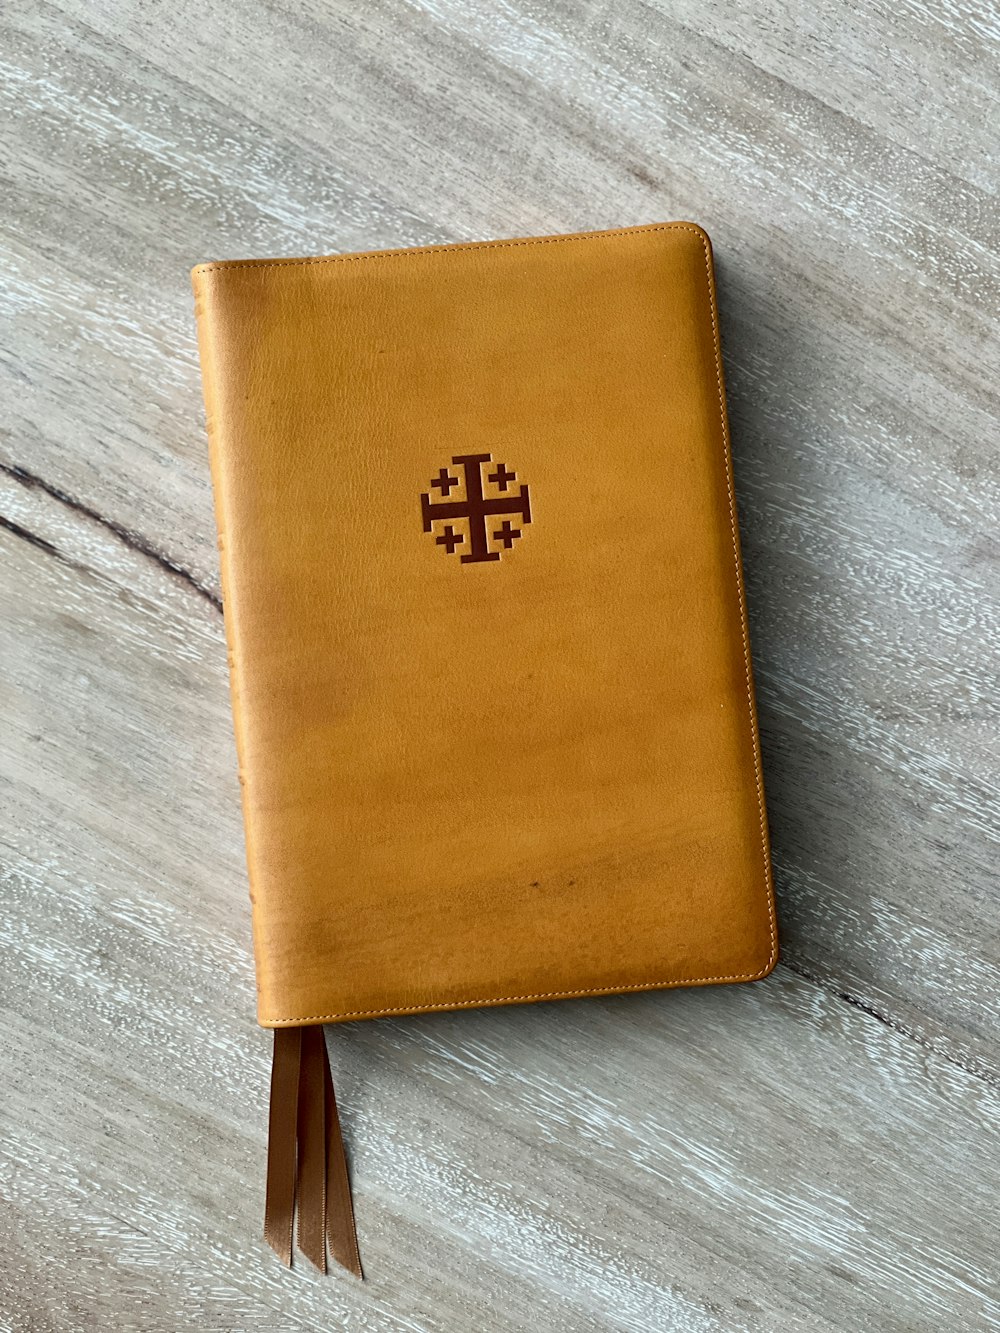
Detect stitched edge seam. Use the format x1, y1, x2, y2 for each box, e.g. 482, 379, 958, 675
265, 971, 772, 1025
194, 223, 693, 274
699, 231, 779, 975
252, 223, 777, 1025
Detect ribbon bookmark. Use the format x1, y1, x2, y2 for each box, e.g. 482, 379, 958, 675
264, 1026, 363, 1278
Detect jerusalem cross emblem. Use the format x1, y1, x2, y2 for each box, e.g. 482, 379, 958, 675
420, 453, 531, 563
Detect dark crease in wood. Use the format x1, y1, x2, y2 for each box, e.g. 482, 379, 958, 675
0, 462, 222, 611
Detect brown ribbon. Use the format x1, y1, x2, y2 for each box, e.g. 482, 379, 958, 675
264, 1026, 363, 1278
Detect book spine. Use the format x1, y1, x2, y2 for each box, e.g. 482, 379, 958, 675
190, 268, 263, 987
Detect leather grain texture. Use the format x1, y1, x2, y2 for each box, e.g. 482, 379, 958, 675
191, 222, 778, 1028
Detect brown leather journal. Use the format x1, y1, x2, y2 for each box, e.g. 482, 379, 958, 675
191, 221, 777, 1277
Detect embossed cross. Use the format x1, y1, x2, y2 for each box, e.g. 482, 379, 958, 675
421, 454, 531, 563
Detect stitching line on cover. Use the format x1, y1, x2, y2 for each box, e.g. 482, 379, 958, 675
250, 223, 777, 1024
195, 223, 695, 273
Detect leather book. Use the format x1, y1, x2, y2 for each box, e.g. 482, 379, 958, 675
191, 221, 778, 1277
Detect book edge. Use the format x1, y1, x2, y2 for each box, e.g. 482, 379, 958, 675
189, 219, 710, 279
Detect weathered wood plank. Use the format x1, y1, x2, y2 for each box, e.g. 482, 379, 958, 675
1, 0, 998, 1327
1, 500, 998, 1331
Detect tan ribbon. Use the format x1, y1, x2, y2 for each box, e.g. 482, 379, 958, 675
264, 1026, 363, 1278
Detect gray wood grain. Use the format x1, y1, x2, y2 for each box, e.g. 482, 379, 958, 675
2, 0, 998, 1328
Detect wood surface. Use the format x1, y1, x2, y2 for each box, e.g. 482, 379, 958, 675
1, 1, 998, 1329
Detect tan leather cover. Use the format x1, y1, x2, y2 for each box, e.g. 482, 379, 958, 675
191, 222, 777, 1029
